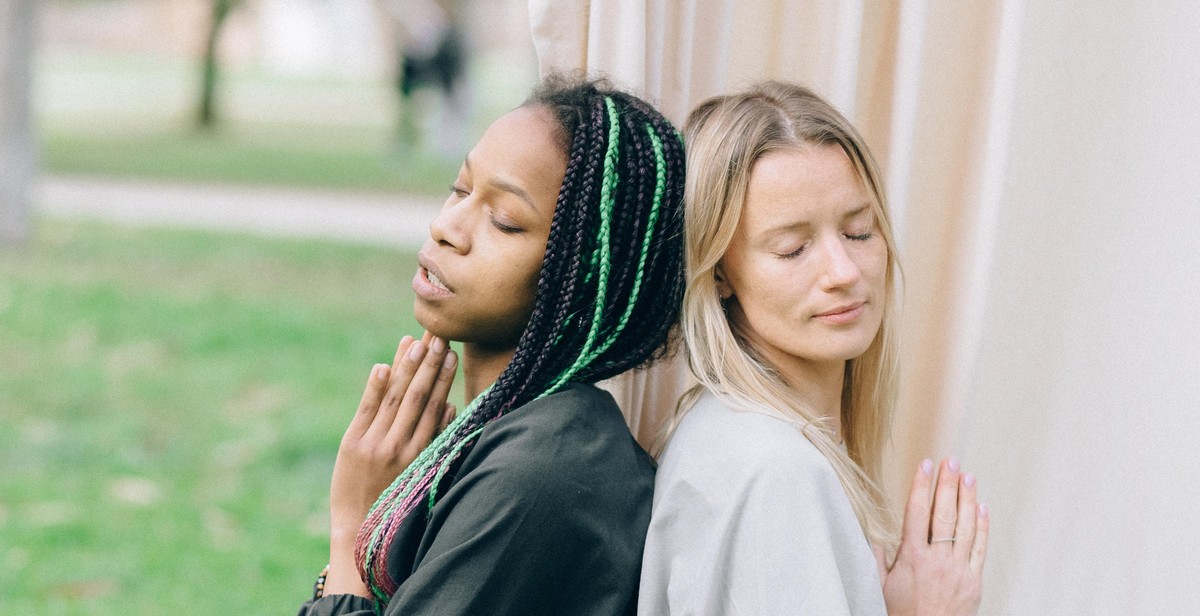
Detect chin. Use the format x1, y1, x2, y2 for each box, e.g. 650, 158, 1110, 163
813, 335, 878, 363
844, 335, 882, 361
412, 302, 458, 341
413, 303, 527, 349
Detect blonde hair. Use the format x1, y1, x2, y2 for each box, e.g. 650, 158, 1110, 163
668, 81, 900, 548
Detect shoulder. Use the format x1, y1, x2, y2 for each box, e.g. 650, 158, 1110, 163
477, 382, 634, 457
466, 383, 653, 488
501, 381, 628, 434
658, 390, 837, 492
642, 393, 883, 616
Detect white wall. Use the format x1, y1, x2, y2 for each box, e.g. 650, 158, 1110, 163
963, 2, 1200, 613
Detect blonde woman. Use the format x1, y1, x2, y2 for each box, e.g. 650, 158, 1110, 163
638, 82, 988, 615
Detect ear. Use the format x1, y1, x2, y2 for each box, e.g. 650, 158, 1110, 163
714, 266, 734, 301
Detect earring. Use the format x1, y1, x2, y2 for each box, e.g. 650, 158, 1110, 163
715, 274, 733, 302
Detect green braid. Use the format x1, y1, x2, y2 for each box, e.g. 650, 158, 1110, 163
564, 124, 667, 372
546, 97, 621, 391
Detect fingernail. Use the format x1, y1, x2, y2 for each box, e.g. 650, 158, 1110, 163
444, 351, 457, 369
979, 503, 988, 518
408, 341, 424, 360
920, 459, 933, 475
948, 457, 960, 473
964, 473, 975, 488
372, 364, 388, 381
430, 337, 445, 353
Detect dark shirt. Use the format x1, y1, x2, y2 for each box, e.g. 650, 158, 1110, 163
298, 383, 655, 616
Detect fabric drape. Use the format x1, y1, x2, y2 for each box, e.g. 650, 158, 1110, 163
530, 1, 1200, 614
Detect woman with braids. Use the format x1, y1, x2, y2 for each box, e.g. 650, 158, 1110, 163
296, 75, 685, 616
638, 82, 989, 615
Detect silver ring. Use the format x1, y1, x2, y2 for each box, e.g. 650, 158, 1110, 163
931, 537, 957, 543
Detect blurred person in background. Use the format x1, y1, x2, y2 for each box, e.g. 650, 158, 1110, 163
297, 75, 686, 615
638, 81, 989, 616
379, 0, 468, 158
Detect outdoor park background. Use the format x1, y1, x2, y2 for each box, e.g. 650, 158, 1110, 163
8, 1, 1200, 615
2, 0, 535, 613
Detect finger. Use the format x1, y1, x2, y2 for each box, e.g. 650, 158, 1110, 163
954, 472, 978, 560
900, 458, 935, 548
345, 363, 391, 438
405, 346, 457, 447
930, 457, 961, 547
871, 543, 889, 583
389, 335, 416, 372
367, 338, 427, 440
970, 503, 990, 574
438, 402, 456, 434
387, 335, 450, 443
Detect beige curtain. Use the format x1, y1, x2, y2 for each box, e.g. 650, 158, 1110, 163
529, 1, 1200, 614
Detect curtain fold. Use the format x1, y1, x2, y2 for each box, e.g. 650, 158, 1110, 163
527, 2, 1200, 613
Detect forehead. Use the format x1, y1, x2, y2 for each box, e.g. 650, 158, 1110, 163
467, 106, 567, 216
472, 106, 564, 173
741, 144, 869, 228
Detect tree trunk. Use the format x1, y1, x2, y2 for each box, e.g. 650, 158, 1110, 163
198, 0, 236, 128
0, 0, 37, 246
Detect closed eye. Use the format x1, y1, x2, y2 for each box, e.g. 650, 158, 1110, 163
778, 244, 807, 260
846, 232, 874, 241
491, 216, 524, 234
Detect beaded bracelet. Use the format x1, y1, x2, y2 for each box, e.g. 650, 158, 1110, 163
312, 564, 330, 601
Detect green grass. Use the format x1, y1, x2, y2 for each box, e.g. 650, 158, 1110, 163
33, 47, 536, 195
40, 121, 458, 195
0, 220, 443, 614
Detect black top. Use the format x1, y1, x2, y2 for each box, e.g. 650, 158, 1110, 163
297, 383, 655, 616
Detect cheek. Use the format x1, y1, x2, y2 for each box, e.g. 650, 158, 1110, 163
863, 242, 890, 287
723, 250, 769, 299
517, 243, 547, 291
494, 241, 546, 311
733, 256, 804, 320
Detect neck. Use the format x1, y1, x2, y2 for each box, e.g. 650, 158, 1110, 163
773, 356, 846, 436
459, 342, 517, 401
731, 311, 846, 435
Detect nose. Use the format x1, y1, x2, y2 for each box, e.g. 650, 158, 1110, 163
819, 236, 862, 290
428, 196, 472, 253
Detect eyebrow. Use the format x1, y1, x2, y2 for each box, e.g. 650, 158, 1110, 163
762, 204, 872, 235
463, 157, 539, 214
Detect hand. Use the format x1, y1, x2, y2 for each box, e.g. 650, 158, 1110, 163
874, 457, 989, 616
324, 333, 458, 597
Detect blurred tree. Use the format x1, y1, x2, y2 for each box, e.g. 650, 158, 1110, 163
0, 0, 37, 246
198, 0, 242, 128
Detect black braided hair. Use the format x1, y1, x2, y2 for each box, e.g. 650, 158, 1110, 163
356, 74, 686, 606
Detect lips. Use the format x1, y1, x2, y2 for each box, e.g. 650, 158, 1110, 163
812, 301, 865, 324
414, 253, 454, 298
426, 268, 449, 291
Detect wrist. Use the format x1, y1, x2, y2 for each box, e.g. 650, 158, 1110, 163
325, 529, 370, 598
311, 564, 330, 601
322, 560, 372, 600
329, 525, 361, 546
329, 506, 370, 540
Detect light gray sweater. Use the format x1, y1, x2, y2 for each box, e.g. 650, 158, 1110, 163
638, 390, 887, 616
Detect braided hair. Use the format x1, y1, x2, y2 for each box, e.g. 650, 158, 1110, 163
355, 75, 686, 606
